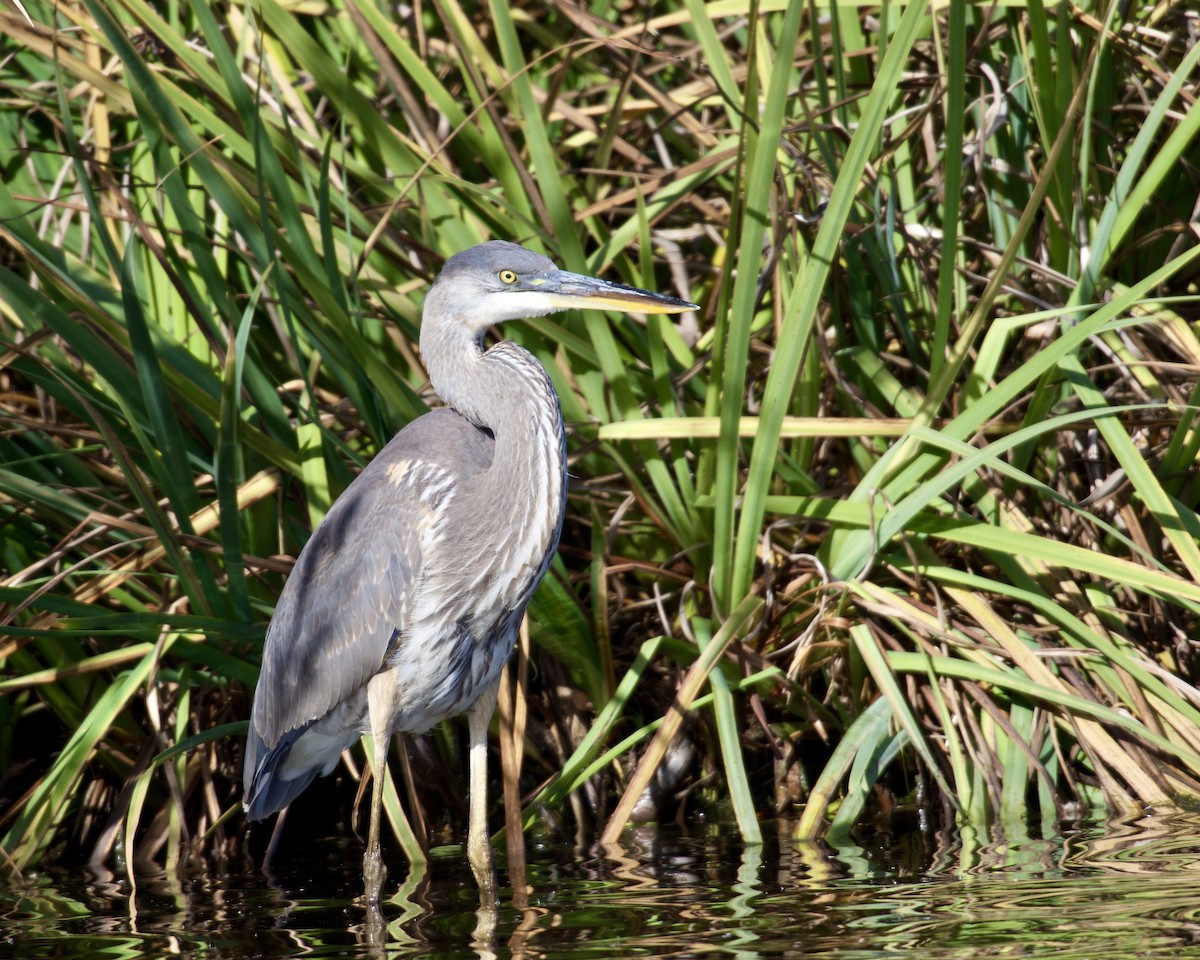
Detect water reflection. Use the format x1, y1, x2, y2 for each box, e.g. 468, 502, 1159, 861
5, 815, 1200, 958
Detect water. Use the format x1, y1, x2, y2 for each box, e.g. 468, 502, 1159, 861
5, 817, 1200, 958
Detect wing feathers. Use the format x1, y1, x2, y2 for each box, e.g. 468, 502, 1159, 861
246, 411, 494, 783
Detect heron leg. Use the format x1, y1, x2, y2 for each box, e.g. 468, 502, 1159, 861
364, 678, 393, 905
364, 729, 389, 904
466, 680, 500, 901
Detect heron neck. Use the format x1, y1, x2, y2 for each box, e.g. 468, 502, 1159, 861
421, 321, 567, 620
423, 325, 564, 456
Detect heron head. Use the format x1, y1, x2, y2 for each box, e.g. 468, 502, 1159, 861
426, 240, 697, 333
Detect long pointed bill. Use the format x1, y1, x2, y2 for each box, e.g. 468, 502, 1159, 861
535, 271, 698, 315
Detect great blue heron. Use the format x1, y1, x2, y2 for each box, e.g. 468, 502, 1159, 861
243, 240, 696, 900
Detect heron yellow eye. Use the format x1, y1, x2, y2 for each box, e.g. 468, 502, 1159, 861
498, 269, 518, 285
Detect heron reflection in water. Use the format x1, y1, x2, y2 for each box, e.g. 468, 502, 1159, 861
243, 241, 696, 900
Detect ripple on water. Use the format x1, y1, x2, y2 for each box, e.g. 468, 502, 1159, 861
4, 815, 1200, 958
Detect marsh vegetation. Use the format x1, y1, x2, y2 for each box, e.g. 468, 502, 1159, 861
2, 0, 1200, 878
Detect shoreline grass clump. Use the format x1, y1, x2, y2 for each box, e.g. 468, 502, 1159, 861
1, 0, 1200, 876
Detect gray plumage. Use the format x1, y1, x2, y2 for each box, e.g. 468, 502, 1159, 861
242, 240, 696, 898
243, 410, 504, 817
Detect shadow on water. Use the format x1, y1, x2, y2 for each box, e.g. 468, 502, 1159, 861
5, 814, 1200, 958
